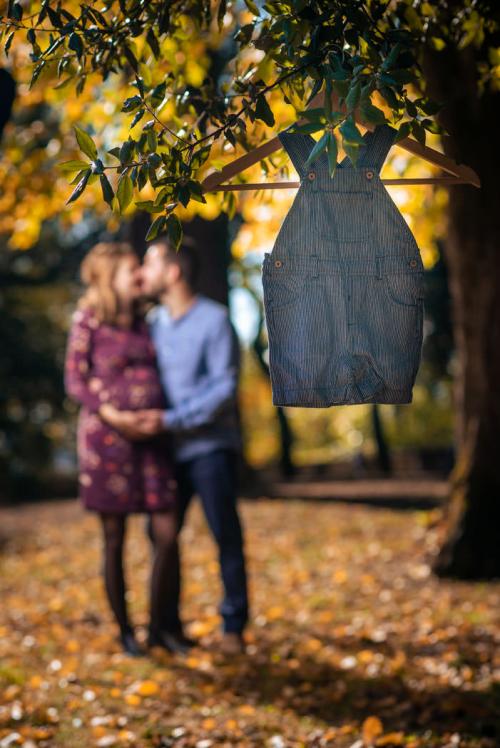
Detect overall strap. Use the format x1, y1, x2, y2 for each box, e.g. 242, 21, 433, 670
350, 123, 398, 172
278, 127, 321, 177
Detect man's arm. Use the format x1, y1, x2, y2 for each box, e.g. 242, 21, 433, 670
163, 312, 239, 432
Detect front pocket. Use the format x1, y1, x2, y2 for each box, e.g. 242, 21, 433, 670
384, 270, 424, 307
317, 191, 373, 242
262, 267, 307, 311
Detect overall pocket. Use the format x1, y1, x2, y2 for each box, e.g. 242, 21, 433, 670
384, 268, 424, 307
262, 262, 307, 311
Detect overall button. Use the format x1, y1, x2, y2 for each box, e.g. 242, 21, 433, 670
274, 260, 283, 268
366, 170, 374, 180
307, 171, 316, 181
409, 258, 417, 268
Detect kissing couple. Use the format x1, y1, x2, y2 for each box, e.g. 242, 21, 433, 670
65, 237, 249, 656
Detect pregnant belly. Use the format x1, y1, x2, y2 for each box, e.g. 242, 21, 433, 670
106, 370, 165, 410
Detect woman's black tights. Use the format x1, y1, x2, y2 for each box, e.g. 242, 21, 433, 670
99, 511, 177, 635
148, 511, 178, 634
99, 513, 129, 634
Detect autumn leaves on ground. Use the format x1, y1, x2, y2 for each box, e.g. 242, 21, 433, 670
0, 497, 498, 748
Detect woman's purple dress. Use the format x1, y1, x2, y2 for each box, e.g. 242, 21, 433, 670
65, 307, 177, 514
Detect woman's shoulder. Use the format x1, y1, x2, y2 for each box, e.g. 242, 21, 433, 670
71, 304, 100, 330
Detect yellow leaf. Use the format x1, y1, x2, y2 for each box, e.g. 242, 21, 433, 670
238, 704, 255, 715
333, 569, 347, 583
124, 693, 141, 706
376, 732, 405, 746
136, 680, 159, 696
266, 606, 285, 620
362, 716, 384, 745
201, 718, 216, 730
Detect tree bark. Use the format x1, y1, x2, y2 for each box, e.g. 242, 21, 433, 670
422, 45, 500, 578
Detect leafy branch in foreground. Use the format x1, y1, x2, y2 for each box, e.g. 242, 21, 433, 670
2, 0, 496, 243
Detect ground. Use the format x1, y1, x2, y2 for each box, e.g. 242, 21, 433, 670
0, 496, 498, 747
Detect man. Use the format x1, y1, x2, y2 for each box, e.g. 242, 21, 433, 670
138, 237, 249, 655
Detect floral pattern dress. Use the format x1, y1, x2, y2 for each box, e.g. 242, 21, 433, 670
64, 307, 178, 514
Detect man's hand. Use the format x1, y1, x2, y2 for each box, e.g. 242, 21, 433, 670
99, 404, 160, 440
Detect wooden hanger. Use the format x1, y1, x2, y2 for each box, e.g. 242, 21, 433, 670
201, 89, 481, 192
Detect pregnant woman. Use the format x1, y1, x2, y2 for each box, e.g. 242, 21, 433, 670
65, 241, 178, 656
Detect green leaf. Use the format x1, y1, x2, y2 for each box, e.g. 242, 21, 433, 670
122, 95, 142, 113
411, 120, 426, 146
359, 99, 386, 125
146, 28, 160, 59
119, 140, 134, 165
405, 98, 418, 117
299, 107, 327, 123
339, 116, 365, 144
287, 122, 324, 135
304, 131, 329, 169
69, 169, 88, 186
134, 200, 163, 213
166, 213, 183, 250
342, 141, 362, 167
117, 174, 133, 213
379, 86, 400, 110
147, 129, 158, 152
130, 108, 145, 129
150, 82, 166, 107
332, 79, 349, 99
58, 159, 90, 175
345, 81, 361, 111
190, 146, 211, 169
145, 214, 166, 241
11, 1, 23, 21
66, 169, 91, 204
5, 31, 15, 57
381, 42, 403, 72
255, 94, 275, 127
99, 173, 114, 207
217, 0, 227, 32
326, 132, 338, 178
329, 56, 350, 81
123, 44, 138, 73
29, 61, 46, 89
187, 180, 206, 204
243, 0, 260, 14
68, 32, 83, 58
74, 125, 97, 160
394, 121, 411, 142
177, 183, 190, 207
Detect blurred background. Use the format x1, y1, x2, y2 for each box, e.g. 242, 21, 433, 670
0, 83, 455, 502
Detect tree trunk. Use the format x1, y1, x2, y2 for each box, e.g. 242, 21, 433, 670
372, 404, 392, 474
422, 45, 500, 578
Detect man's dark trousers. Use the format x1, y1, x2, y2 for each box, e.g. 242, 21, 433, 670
147, 447, 249, 634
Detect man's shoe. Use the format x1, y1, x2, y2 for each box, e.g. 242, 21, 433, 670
119, 628, 144, 657
220, 632, 246, 655
147, 628, 197, 655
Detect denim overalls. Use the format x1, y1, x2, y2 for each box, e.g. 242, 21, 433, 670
262, 123, 425, 407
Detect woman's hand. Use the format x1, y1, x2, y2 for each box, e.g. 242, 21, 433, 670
136, 409, 166, 435
99, 404, 155, 440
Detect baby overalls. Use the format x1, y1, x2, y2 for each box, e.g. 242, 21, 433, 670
262, 123, 425, 407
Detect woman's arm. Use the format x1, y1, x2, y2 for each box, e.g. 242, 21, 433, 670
64, 309, 103, 412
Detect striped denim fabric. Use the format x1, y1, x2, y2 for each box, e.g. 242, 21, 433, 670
262, 123, 425, 408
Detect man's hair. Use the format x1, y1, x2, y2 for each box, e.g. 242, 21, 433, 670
149, 235, 199, 290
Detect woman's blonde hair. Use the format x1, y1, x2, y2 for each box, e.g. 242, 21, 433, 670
79, 241, 137, 325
